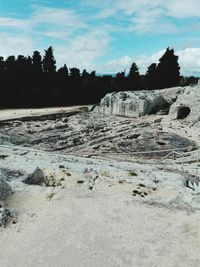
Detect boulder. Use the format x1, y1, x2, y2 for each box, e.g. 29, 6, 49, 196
169, 84, 200, 124
0, 172, 13, 200
0, 201, 8, 227
98, 87, 180, 117
0, 172, 15, 227
0, 201, 18, 227
23, 167, 45, 185
97, 84, 200, 123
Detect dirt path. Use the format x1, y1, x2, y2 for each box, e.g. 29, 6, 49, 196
0, 187, 200, 267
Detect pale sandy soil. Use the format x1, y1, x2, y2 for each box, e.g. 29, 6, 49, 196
0, 107, 199, 267
0, 186, 200, 267
0, 147, 200, 267
0, 106, 87, 121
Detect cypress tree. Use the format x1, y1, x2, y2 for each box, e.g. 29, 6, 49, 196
43, 46, 56, 73
127, 62, 140, 90
145, 63, 157, 89
155, 47, 180, 89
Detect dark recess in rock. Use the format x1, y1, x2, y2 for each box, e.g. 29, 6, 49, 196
23, 167, 45, 185
177, 106, 191, 119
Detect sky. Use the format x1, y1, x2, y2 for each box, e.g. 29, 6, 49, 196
0, 0, 200, 76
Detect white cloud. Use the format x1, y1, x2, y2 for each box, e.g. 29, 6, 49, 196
55, 29, 110, 70
31, 7, 84, 28
90, 0, 200, 34
166, 0, 200, 18
0, 1, 200, 77
97, 48, 200, 76
0, 33, 33, 58
0, 5, 111, 70
0, 17, 26, 28
178, 48, 200, 74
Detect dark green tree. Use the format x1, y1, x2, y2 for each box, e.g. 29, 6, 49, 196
70, 67, 80, 79
82, 69, 90, 79
145, 63, 157, 89
113, 71, 126, 91
127, 62, 140, 90
58, 64, 69, 78
0, 56, 5, 79
42, 46, 56, 73
32, 51, 43, 75
155, 48, 180, 89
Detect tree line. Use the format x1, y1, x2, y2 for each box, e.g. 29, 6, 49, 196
0, 46, 198, 108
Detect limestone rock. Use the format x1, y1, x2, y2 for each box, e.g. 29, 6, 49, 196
0, 201, 18, 227
0, 172, 13, 200
98, 88, 179, 117
0, 202, 7, 227
169, 85, 200, 124
98, 84, 200, 124
23, 167, 45, 185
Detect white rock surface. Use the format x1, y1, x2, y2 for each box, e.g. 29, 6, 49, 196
98, 84, 200, 126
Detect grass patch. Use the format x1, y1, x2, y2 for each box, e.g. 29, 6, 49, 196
59, 165, 65, 169
77, 180, 84, 184
44, 176, 63, 187
100, 170, 110, 177
0, 155, 8, 160
128, 170, 138, 176
46, 192, 56, 201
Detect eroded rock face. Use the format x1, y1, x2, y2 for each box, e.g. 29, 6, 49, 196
0, 172, 13, 200
169, 84, 200, 124
98, 87, 180, 117
23, 167, 45, 185
0, 201, 17, 227
0, 172, 15, 227
97, 84, 200, 124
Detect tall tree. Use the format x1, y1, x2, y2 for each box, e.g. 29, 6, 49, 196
145, 63, 157, 89
42, 46, 56, 73
32, 51, 43, 75
127, 62, 140, 90
82, 69, 90, 79
155, 47, 180, 89
57, 64, 69, 105
0, 56, 5, 81
113, 71, 126, 91
58, 64, 69, 79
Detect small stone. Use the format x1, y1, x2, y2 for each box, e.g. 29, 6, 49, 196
23, 167, 45, 185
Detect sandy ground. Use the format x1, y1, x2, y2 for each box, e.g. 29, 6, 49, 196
0, 186, 200, 267
0, 107, 199, 267
0, 146, 200, 267
0, 106, 88, 121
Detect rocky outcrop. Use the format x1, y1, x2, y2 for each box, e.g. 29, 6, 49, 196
23, 167, 45, 185
98, 87, 181, 117
168, 83, 200, 124
97, 84, 200, 124
0, 172, 13, 200
0, 171, 17, 227
0, 201, 17, 227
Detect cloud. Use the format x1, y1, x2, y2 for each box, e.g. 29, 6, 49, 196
54, 29, 110, 70
0, 1, 200, 76
0, 33, 33, 58
0, 17, 26, 28
178, 48, 200, 74
0, 4, 111, 70
95, 48, 200, 76
166, 0, 200, 18
88, 0, 200, 34
31, 6, 84, 28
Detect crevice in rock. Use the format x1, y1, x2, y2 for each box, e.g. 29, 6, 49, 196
177, 106, 191, 119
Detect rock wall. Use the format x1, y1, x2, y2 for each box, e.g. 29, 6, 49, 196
0, 173, 12, 200
168, 83, 200, 124
97, 84, 200, 123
